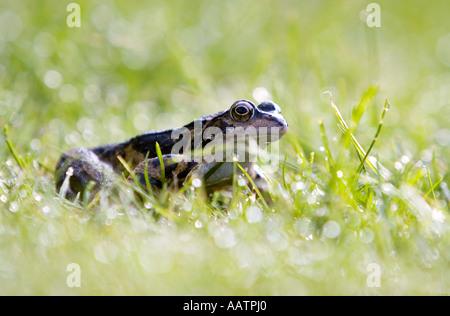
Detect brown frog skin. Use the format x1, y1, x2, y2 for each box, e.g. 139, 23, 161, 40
55, 100, 288, 201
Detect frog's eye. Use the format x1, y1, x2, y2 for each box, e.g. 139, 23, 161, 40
230, 100, 255, 122
257, 101, 281, 114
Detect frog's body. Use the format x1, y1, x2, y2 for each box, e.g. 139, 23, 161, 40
55, 100, 288, 201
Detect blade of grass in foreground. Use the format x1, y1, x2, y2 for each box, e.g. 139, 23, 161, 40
426, 166, 439, 206
324, 91, 392, 180
282, 153, 288, 191
143, 152, 155, 199
351, 85, 379, 128
356, 99, 391, 176
318, 119, 335, 171
155, 142, 166, 191
233, 160, 270, 210
4, 125, 24, 170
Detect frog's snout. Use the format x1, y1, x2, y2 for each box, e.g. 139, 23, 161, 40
277, 117, 289, 137
280, 121, 288, 135
256, 100, 288, 135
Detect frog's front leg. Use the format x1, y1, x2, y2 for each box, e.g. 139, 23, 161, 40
188, 161, 273, 205
251, 164, 273, 205
131, 154, 199, 191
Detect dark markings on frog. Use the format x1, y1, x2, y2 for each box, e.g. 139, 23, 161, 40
55, 100, 288, 202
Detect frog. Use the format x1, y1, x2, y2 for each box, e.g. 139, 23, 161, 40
54, 99, 288, 202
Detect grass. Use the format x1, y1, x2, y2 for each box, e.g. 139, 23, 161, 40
0, 0, 449, 295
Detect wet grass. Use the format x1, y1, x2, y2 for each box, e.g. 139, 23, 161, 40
0, 0, 449, 295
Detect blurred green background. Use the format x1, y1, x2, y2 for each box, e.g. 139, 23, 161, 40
0, 0, 449, 295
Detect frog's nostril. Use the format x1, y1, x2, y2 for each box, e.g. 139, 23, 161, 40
258, 101, 281, 114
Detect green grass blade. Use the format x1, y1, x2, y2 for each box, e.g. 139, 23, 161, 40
325, 91, 391, 180
143, 152, 155, 198
233, 161, 270, 210
117, 155, 138, 184
318, 119, 335, 170
282, 153, 288, 191
117, 155, 172, 218
155, 142, 166, 190
4, 125, 24, 170
356, 99, 390, 176
426, 166, 439, 206
425, 177, 443, 197
351, 85, 379, 128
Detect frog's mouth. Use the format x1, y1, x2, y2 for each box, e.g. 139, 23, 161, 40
211, 124, 287, 145
200, 126, 285, 162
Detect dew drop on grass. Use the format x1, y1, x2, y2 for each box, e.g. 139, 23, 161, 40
246, 206, 262, 223
43, 70, 63, 89
390, 203, 398, 212
228, 209, 239, 220
83, 84, 101, 103
368, 156, 377, 165
266, 230, 288, 251
144, 201, 152, 209
323, 221, 341, 239
192, 178, 202, 188
252, 87, 271, 103
315, 207, 328, 217
435, 129, 450, 147
65, 167, 74, 176
42, 206, 50, 214
312, 187, 325, 196
359, 228, 374, 243
381, 183, 395, 195
194, 220, 203, 229
30, 139, 41, 151
307, 195, 317, 205
107, 207, 117, 219
237, 178, 247, 187
94, 242, 109, 264
183, 202, 192, 212
415, 160, 425, 168
213, 227, 236, 248
400, 155, 410, 164
0, 11, 23, 42
0, 195, 7, 203
295, 218, 313, 238
33, 32, 56, 57
431, 209, 445, 223
9, 201, 19, 213
291, 181, 305, 192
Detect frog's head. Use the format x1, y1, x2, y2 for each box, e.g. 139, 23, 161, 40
224, 99, 288, 141
181, 99, 288, 161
